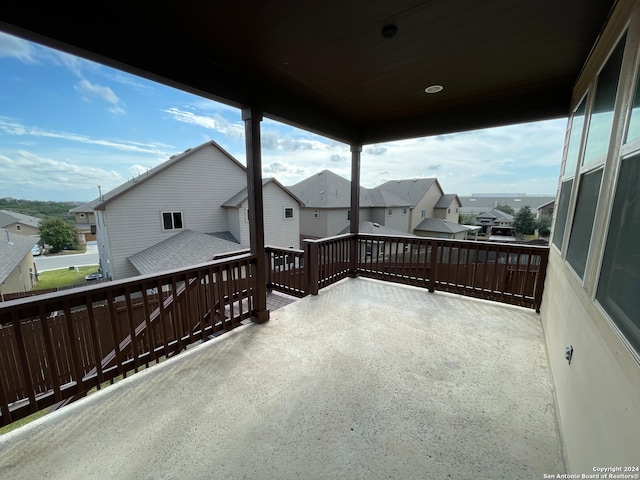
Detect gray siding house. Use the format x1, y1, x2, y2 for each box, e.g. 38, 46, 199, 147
94, 141, 301, 280
288, 170, 466, 242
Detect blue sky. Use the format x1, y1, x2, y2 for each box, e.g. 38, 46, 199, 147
0, 31, 567, 203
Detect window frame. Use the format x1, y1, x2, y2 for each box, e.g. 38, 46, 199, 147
283, 207, 294, 220
161, 211, 184, 231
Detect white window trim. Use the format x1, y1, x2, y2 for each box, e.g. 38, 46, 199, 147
284, 207, 294, 220
161, 211, 184, 231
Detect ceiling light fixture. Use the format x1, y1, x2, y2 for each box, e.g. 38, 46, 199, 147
381, 25, 398, 38
425, 85, 444, 94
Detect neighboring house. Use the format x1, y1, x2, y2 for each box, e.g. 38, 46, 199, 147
433, 194, 462, 223
69, 204, 97, 242
475, 208, 514, 235
93, 141, 301, 280
0, 210, 41, 236
537, 200, 555, 219
414, 218, 470, 240
459, 194, 556, 215
0, 231, 39, 298
288, 170, 463, 242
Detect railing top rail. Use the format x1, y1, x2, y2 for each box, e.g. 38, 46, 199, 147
265, 245, 304, 254
355, 234, 550, 251
302, 233, 354, 244
0, 252, 256, 315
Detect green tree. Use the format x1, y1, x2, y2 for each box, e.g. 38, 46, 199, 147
39, 217, 78, 252
512, 205, 536, 238
536, 214, 552, 238
458, 213, 476, 225
494, 204, 515, 215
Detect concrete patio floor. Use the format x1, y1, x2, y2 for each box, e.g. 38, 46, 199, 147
0, 277, 564, 479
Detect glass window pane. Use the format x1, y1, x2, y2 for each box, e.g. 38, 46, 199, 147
162, 212, 173, 230
563, 99, 586, 177
625, 62, 640, 142
583, 34, 626, 164
173, 212, 183, 229
596, 153, 640, 354
552, 180, 573, 249
566, 168, 603, 279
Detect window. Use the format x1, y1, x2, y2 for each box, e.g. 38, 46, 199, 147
347, 210, 351, 221
79, 213, 85, 218
245, 208, 249, 222
447, 208, 451, 214
552, 180, 573, 249
566, 168, 603, 279
387, 208, 393, 216
583, 34, 626, 165
402, 207, 408, 215
626, 59, 640, 142
284, 207, 294, 219
16, 225, 21, 231
162, 211, 183, 230
314, 209, 319, 218
563, 98, 587, 178
421, 210, 426, 218
596, 153, 640, 354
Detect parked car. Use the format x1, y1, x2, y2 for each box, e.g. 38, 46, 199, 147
31, 244, 43, 256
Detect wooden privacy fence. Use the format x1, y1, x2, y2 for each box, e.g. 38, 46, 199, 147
0, 253, 255, 427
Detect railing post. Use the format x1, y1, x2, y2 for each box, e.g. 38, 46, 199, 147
349, 234, 359, 278
349, 144, 362, 278
428, 239, 438, 293
534, 248, 549, 313
304, 240, 319, 295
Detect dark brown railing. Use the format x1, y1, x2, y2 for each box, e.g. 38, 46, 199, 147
0, 253, 255, 427
296, 234, 548, 311
1, 235, 549, 427
266, 246, 306, 297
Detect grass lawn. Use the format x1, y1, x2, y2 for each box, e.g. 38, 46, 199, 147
35, 265, 100, 290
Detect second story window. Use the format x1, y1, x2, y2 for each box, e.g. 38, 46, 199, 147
421, 210, 426, 218
314, 209, 319, 218
284, 207, 294, 219
387, 208, 393, 216
162, 211, 183, 230
403, 207, 408, 215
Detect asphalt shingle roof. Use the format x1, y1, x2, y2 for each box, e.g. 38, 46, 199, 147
337, 221, 417, 237
414, 218, 471, 234
434, 194, 460, 209
0, 210, 41, 228
374, 178, 439, 206
222, 178, 303, 208
0, 231, 39, 284
127, 229, 245, 275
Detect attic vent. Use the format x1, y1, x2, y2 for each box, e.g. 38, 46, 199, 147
170, 155, 176, 159
184, 148, 191, 153
319, 191, 324, 194
373, 223, 380, 227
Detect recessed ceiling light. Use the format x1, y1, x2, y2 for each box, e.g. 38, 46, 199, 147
381, 25, 398, 38
425, 85, 444, 94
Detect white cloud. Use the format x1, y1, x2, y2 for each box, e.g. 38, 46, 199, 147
0, 150, 123, 197
0, 32, 37, 63
162, 107, 244, 138
75, 79, 120, 105
0, 118, 171, 156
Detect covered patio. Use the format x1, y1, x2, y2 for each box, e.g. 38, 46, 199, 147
0, 278, 563, 479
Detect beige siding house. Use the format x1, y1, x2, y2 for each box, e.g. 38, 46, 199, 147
94, 141, 301, 280
0, 232, 39, 297
0, 210, 41, 237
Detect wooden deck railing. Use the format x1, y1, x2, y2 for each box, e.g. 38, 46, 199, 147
0, 253, 255, 427
295, 234, 548, 311
1, 235, 549, 427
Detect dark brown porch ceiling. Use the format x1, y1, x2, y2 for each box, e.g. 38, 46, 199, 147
0, 1, 616, 145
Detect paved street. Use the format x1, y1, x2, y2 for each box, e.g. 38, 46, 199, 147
35, 241, 99, 272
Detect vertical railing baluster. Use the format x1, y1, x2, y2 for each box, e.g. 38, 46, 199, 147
10, 311, 37, 413
62, 300, 84, 397
85, 294, 104, 389
140, 281, 157, 365
38, 304, 61, 402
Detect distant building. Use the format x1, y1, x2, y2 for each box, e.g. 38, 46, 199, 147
459, 194, 556, 215
288, 170, 468, 242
